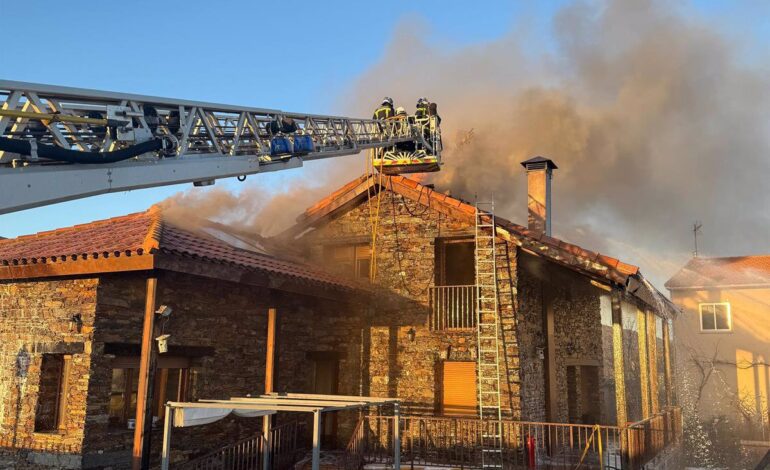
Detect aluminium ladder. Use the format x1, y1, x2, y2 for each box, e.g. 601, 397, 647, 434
475, 202, 504, 469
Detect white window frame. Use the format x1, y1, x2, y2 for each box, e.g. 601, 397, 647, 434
699, 302, 732, 332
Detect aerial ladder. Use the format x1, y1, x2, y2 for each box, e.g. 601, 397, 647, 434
0, 80, 442, 214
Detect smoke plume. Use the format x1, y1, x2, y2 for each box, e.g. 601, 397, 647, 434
159, 180, 335, 237
162, 0, 769, 288
344, 0, 770, 287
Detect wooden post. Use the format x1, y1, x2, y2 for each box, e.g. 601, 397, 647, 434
662, 319, 673, 407
263, 308, 277, 470
312, 410, 322, 470
133, 276, 158, 470
636, 309, 650, 419
610, 291, 629, 465
647, 311, 660, 415
161, 405, 172, 470
394, 403, 401, 470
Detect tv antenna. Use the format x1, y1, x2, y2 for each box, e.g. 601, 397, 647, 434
692, 221, 702, 257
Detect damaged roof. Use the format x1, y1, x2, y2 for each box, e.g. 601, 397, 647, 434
0, 206, 356, 292
289, 174, 676, 316
665, 255, 770, 289
293, 174, 638, 284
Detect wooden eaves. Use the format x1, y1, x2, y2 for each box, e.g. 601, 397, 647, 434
0, 252, 356, 301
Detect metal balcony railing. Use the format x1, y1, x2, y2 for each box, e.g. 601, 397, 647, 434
429, 285, 477, 330
347, 407, 683, 469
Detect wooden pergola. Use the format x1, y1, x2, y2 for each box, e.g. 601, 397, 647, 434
161, 393, 401, 470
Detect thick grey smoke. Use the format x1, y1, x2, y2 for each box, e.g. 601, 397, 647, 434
344, 0, 770, 288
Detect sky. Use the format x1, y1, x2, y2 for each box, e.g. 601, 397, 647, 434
1, 0, 769, 288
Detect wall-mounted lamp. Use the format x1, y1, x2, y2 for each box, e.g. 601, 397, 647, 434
406, 328, 416, 342
156, 305, 173, 317
70, 313, 83, 332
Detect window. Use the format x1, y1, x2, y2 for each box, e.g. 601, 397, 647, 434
108, 357, 193, 428
442, 361, 477, 416
435, 239, 475, 286
35, 354, 71, 433
699, 302, 731, 332
325, 244, 371, 281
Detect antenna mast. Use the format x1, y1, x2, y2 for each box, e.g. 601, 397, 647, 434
692, 221, 702, 257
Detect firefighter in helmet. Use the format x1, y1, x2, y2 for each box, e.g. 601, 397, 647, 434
415, 97, 430, 119
373, 97, 395, 120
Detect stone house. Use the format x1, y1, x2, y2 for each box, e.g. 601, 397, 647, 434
666, 255, 770, 439
0, 207, 369, 469
0, 157, 681, 469
284, 157, 679, 427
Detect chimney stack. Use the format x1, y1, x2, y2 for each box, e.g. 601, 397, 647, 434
521, 156, 558, 237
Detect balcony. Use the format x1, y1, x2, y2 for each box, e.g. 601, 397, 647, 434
429, 285, 477, 330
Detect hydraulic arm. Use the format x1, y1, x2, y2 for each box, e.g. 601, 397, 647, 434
0, 80, 441, 214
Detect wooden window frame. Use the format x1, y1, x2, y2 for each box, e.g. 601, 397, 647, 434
108, 356, 193, 428
434, 238, 475, 287
325, 244, 371, 281
699, 302, 732, 332
34, 354, 72, 434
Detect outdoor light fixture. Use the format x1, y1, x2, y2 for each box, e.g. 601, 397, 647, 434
70, 313, 83, 332
156, 305, 173, 317
156, 334, 171, 354
406, 328, 416, 342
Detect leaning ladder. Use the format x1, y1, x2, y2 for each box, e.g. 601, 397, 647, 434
475, 202, 504, 469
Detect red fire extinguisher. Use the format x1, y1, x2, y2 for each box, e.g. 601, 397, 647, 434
526, 434, 536, 468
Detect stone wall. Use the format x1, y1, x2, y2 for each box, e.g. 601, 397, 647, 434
1, 269, 364, 469
82, 270, 363, 468
0, 278, 97, 459
516, 252, 606, 424
299, 190, 522, 418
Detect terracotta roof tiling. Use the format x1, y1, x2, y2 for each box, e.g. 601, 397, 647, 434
0, 211, 153, 266
0, 208, 356, 290
293, 174, 640, 286
665, 255, 770, 289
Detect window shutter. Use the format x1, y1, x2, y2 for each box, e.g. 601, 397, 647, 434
442, 361, 477, 416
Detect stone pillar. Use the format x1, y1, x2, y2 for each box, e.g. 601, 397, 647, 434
647, 311, 660, 415
662, 319, 673, 407
611, 290, 630, 465
543, 287, 558, 422
636, 309, 650, 419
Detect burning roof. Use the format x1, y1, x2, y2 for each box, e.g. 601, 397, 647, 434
0, 206, 356, 291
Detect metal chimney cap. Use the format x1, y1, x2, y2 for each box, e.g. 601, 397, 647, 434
520, 156, 558, 170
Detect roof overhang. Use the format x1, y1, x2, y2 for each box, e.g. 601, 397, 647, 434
0, 252, 358, 301
0, 254, 154, 281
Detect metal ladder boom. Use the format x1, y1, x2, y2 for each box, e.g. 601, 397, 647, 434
0, 80, 431, 214
475, 202, 504, 469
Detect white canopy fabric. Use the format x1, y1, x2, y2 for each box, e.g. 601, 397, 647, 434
172, 406, 275, 428
162, 393, 401, 470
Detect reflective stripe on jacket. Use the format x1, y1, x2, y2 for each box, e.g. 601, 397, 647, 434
373, 106, 394, 120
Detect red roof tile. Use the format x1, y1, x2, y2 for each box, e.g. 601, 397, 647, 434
0, 208, 356, 290
665, 255, 770, 289
293, 174, 640, 285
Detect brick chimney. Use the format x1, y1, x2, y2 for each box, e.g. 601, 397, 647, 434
521, 156, 558, 237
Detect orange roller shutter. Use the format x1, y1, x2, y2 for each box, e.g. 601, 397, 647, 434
442, 361, 477, 416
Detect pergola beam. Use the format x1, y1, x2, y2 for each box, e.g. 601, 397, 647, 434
161, 394, 400, 470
